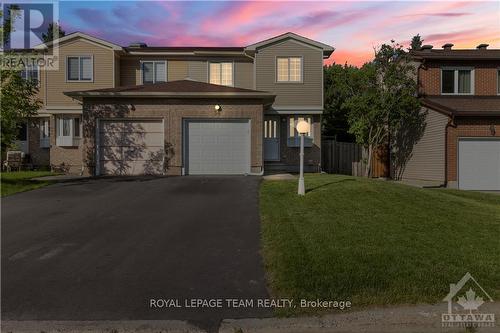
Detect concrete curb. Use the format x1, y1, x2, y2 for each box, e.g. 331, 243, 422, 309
1, 320, 206, 333
220, 303, 500, 333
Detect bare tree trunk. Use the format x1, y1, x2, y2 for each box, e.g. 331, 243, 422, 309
365, 144, 373, 177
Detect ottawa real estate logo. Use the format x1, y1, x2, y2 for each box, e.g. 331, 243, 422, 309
442, 272, 495, 328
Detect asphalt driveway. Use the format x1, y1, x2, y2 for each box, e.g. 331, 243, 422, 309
1, 176, 270, 329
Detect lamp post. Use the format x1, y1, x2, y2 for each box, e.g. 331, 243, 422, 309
296, 120, 310, 196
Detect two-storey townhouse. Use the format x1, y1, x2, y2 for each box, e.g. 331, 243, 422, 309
394, 44, 500, 190
21, 32, 333, 176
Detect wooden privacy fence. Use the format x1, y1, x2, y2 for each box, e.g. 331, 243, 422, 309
321, 139, 389, 177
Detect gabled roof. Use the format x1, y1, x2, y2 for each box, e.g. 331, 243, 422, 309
34, 32, 123, 51
245, 32, 334, 58
421, 96, 500, 116
64, 80, 275, 101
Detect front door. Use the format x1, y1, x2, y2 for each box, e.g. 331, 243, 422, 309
264, 117, 280, 161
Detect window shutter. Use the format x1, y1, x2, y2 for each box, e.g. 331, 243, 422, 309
154, 62, 166, 82
142, 62, 154, 84
68, 57, 79, 80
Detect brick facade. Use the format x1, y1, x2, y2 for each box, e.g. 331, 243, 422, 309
419, 60, 499, 96
81, 98, 264, 176
446, 117, 500, 186
49, 116, 84, 174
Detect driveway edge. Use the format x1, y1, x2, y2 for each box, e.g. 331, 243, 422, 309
1, 320, 207, 333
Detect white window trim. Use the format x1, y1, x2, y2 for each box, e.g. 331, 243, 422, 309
440, 67, 474, 95
208, 61, 234, 87
287, 115, 313, 147
276, 56, 303, 83
66, 55, 94, 82
140, 60, 167, 84
56, 116, 81, 147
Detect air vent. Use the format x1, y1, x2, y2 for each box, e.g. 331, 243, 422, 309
420, 45, 433, 52
442, 43, 454, 51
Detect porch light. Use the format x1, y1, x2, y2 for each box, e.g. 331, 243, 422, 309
214, 104, 222, 112
296, 120, 310, 196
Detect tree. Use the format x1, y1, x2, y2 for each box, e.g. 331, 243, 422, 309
409, 34, 423, 50
0, 7, 42, 155
344, 41, 422, 177
323, 64, 359, 141
42, 22, 65, 43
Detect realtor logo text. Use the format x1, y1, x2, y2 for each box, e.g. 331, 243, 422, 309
150, 298, 352, 310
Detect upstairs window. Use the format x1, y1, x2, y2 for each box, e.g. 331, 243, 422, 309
20, 64, 39, 85
277, 57, 302, 82
142, 61, 166, 84
209, 62, 233, 86
441, 68, 473, 95
67, 56, 93, 81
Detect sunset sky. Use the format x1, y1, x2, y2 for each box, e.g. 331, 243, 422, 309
59, 1, 500, 66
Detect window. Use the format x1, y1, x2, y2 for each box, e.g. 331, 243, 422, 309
287, 116, 313, 147
40, 118, 50, 148
441, 68, 473, 95
67, 56, 93, 81
20, 64, 39, 85
497, 70, 500, 94
209, 62, 233, 86
277, 57, 302, 82
141, 61, 166, 84
56, 116, 81, 146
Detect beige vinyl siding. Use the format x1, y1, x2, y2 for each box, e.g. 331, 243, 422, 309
168, 60, 188, 81
45, 39, 114, 106
234, 61, 254, 89
120, 58, 189, 84
188, 60, 208, 82
399, 108, 448, 181
119, 57, 139, 86
255, 39, 323, 108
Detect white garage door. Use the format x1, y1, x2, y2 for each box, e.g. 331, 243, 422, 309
98, 120, 164, 175
458, 138, 500, 190
185, 120, 250, 175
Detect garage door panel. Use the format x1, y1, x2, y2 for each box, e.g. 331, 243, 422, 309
122, 146, 163, 161
459, 139, 500, 190
99, 132, 163, 147
100, 160, 163, 175
186, 120, 250, 175
99, 120, 164, 176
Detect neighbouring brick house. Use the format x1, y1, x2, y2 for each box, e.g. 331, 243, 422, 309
393, 44, 500, 190
17, 32, 333, 176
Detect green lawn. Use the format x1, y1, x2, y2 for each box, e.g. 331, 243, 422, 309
1, 171, 56, 197
260, 174, 500, 313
